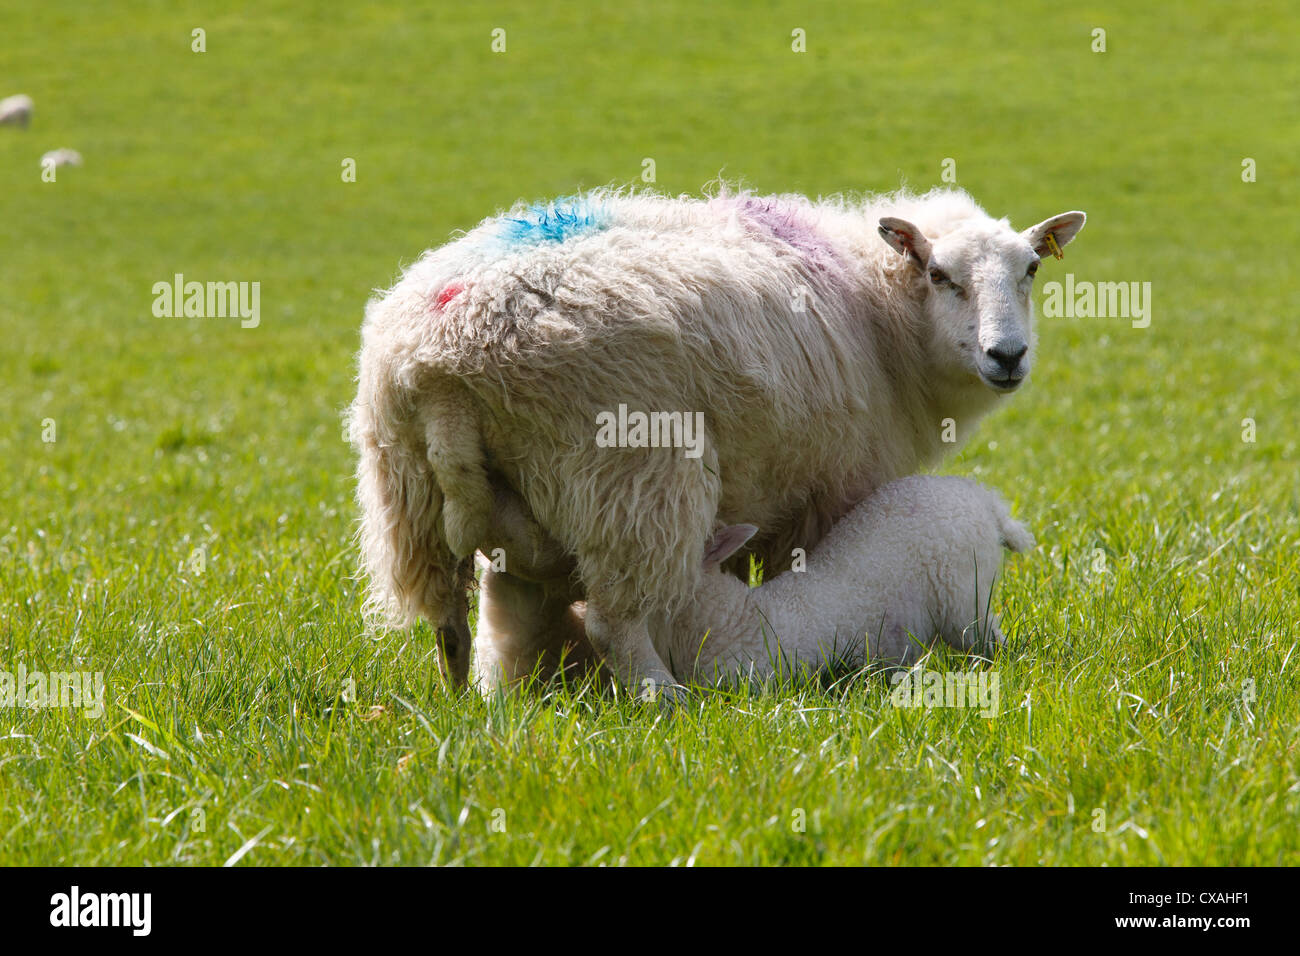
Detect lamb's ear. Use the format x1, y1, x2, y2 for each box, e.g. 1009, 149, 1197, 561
878, 217, 932, 267
1022, 211, 1086, 259
702, 524, 759, 571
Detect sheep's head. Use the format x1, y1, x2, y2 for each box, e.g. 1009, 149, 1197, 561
879, 210, 1085, 394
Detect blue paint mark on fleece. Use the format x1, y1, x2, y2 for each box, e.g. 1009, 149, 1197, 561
496, 197, 609, 246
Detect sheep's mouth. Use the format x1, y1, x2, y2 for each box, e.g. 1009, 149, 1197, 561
981, 371, 1025, 393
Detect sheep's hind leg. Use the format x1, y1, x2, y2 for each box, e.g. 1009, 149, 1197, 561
434, 588, 473, 689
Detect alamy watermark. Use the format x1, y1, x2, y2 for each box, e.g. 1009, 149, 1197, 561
50, 886, 150, 936
889, 668, 1000, 717
152, 273, 260, 328
1, 665, 105, 719
595, 404, 704, 458
1041, 274, 1151, 328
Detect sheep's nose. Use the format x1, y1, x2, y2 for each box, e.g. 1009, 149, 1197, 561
986, 343, 1027, 374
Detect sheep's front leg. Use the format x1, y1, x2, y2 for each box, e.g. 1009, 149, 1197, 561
583, 600, 683, 706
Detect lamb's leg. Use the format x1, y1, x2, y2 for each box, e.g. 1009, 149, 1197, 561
475, 565, 602, 688
947, 613, 1004, 658
985, 615, 1007, 652
871, 618, 935, 667
471, 478, 592, 686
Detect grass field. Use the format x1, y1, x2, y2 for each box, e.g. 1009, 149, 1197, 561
2, 0, 1298, 865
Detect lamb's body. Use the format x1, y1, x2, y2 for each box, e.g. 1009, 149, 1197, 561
667, 476, 1034, 683
351, 187, 1082, 693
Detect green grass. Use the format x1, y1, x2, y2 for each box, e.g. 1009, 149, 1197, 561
2, 0, 1298, 865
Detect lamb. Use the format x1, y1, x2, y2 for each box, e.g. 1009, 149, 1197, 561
666, 475, 1034, 684
472, 476, 1033, 690
472, 559, 600, 687
471, 483, 596, 687
0, 94, 33, 128
349, 185, 1084, 699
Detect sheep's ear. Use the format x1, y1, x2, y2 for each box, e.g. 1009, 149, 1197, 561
1022, 211, 1086, 259
878, 217, 932, 267
702, 524, 759, 571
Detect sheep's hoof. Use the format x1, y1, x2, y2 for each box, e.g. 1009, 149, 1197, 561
435, 624, 472, 690
636, 677, 688, 712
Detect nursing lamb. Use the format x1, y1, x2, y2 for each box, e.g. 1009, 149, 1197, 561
667, 475, 1034, 684
473, 476, 1033, 690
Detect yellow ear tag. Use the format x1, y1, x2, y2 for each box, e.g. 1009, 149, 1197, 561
1044, 232, 1064, 260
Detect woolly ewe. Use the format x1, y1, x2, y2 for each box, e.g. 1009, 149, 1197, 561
349, 186, 1083, 698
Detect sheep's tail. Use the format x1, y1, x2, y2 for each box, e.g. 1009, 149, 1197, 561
348, 378, 488, 687
998, 513, 1036, 554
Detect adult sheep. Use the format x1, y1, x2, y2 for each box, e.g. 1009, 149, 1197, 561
349, 186, 1084, 698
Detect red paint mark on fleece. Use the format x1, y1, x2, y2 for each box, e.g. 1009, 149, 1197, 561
433, 283, 464, 311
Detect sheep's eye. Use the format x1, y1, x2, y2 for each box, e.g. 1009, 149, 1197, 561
928, 268, 964, 297
1026, 260, 1039, 278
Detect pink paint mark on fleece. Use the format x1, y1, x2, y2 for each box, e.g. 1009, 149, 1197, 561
432, 283, 464, 311
713, 196, 845, 277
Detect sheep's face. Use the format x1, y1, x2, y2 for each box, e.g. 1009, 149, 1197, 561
879, 211, 1086, 394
